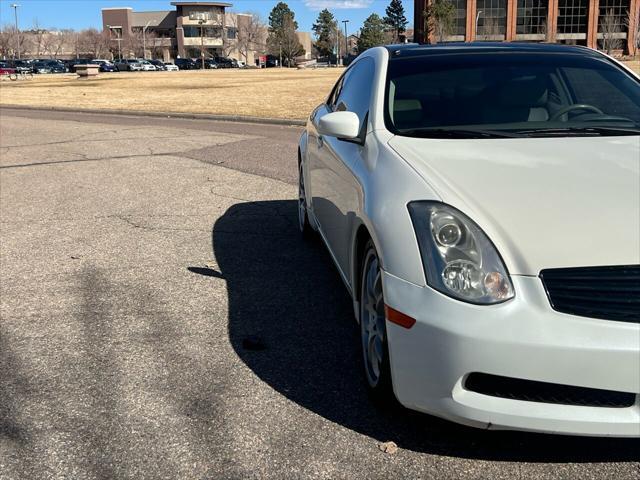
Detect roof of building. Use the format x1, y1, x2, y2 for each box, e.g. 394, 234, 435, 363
170, 2, 232, 6
385, 42, 600, 58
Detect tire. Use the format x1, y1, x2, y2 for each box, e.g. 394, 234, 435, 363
359, 241, 394, 403
298, 159, 314, 238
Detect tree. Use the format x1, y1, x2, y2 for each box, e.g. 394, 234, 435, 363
600, 9, 623, 54
78, 28, 111, 58
384, 0, 408, 43
0, 25, 13, 59
32, 19, 47, 57
424, 0, 455, 43
312, 8, 337, 58
358, 14, 386, 53
624, 5, 640, 55
237, 13, 267, 64
268, 2, 298, 33
267, 2, 303, 66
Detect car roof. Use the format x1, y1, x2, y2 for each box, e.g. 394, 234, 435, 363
384, 42, 601, 59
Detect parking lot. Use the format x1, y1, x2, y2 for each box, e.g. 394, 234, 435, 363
0, 107, 638, 479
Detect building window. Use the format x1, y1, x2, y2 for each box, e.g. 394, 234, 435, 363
598, 0, 630, 32
189, 11, 212, 21
183, 26, 222, 38
557, 0, 588, 34
476, 0, 507, 39
452, 0, 467, 37
226, 27, 237, 39
516, 0, 548, 35
184, 26, 199, 37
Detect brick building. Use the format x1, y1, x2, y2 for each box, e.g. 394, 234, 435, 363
413, 0, 638, 55
102, 1, 265, 63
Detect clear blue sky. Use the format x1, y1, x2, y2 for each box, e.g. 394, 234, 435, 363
0, 0, 414, 35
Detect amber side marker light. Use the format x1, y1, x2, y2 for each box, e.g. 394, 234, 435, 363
384, 305, 416, 329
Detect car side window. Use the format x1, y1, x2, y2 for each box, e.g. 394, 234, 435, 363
326, 74, 345, 110
333, 57, 376, 131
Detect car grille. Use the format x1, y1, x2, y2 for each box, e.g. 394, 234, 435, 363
539, 265, 640, 323
465, 373, 636, 408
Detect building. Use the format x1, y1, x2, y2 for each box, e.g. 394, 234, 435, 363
102, 1, 266, 64
413, 0, 638, 55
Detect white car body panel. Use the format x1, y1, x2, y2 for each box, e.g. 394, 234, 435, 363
299, 45, 640, 437
388, 135, 640, 275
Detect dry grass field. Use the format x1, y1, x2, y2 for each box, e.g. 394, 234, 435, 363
1, 60, 638, 121
0, 69, 342, 120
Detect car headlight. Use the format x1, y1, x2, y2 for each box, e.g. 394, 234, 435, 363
408, 201, 514, 304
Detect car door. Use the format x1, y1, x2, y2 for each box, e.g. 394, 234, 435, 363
308, 57, 376, 280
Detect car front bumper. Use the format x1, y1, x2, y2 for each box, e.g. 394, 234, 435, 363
382, 271, 640, 437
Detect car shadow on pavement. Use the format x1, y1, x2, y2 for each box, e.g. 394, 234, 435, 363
213, 200, 639, 462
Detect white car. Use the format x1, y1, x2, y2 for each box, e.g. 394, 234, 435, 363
297, 43, 640, 437
164, 62, 179, 72
137, 59, 157, 71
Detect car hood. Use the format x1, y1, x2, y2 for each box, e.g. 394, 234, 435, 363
388, 135, 640, 275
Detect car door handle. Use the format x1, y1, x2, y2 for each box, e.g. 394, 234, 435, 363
317, 135, 324, 148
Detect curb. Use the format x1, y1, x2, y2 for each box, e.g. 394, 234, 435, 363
0, 104, 307, 127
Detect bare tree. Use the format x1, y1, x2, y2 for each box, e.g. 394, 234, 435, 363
0, 25, 13, 59
31, 19, 47, 57
4, 25, 30, 59
46, 30, 71, 59
79, 28, 113, 58
237, 13, 267, 64
600, 9, 623, 54
478, 16, 502, 41
625, 5, 640, 54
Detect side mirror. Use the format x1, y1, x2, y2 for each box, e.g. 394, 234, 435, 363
317, 111, 360, 140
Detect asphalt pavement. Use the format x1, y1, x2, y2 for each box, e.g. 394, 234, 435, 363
1, 108, 638, 479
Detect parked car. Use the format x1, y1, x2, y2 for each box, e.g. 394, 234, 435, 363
31, 61, 52, 74
136, 59, 157, 71
214, 57, 238, 68
91, 59, 118, 72
163, 62, 179, 72
148, 59, 167, 71
202, 58, 220, 69
297, 43, 640, 437
265, 55, 279, 68
64, 58, 91, 73
0, 61, 16, 76
114, 59, 143, 72
9, 59, 35, 73
37, 59, 66, 73
174, 58, 199, 70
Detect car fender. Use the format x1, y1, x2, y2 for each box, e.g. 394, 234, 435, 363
349, 131, 442, 293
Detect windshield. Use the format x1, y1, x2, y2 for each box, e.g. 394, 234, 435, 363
385, 52, 640, 138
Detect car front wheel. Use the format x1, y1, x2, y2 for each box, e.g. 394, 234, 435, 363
360, 241, 393, 401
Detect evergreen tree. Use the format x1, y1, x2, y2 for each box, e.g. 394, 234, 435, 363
358, 14, 387, 53
384, 0, 408, 42
268, 2, 299, 33
312, 9, 337, 58
267, 2, 304, 66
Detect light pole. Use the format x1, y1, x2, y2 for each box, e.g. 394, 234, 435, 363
279, 41, 282, 68
342, 20, 349, 63
335, 23, 340, 66
142, 20, 151, 59
198, 19, 205, 69
11, 4, 20, 60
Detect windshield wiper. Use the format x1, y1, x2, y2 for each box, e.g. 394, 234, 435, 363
398, 128, 522, 139
515, 126, 640, 137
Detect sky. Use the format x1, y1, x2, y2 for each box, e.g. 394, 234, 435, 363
0, 0, 414, 35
